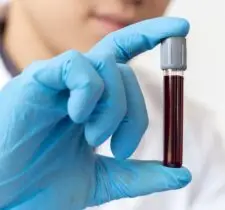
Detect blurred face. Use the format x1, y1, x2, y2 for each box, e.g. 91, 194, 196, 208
19, 0, 169, 53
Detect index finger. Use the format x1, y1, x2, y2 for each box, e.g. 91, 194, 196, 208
87, 17, 189, 63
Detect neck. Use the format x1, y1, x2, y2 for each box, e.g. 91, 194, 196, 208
3, 2, 53, 70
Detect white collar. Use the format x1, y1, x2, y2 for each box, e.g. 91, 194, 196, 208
0, 56, 11, 89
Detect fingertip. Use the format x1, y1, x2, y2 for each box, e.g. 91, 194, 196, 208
175, 17, 190, 36
178, 167, 192, 185
110, 133, 141, 161
67, 92, 89, 124
85, 124, 107, 147
111, 144, 131, 160
67, 104, 86, 124
176, 167, 192, 181
167, 17, 190, 36
163, 166, 192, 189
154, 17, 190, 37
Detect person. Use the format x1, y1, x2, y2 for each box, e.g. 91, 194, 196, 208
0, 0, 224, 209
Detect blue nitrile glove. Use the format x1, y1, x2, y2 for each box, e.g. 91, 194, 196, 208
0, 17, 191, 210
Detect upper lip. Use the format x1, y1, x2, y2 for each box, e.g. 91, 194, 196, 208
94, 13, 136, 28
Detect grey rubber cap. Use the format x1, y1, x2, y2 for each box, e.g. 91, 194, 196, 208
161, 37, 187, 70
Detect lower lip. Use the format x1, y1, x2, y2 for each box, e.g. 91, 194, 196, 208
93, 17, 126, 35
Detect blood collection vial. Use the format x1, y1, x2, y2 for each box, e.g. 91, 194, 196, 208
161, 37, 187, 168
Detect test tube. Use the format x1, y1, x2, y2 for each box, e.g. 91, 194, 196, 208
160, 37, 187, 168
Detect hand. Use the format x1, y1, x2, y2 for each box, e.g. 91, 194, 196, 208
0, 17, 191, 210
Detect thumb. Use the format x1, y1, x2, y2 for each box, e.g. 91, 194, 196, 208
87, 17, 189, 63
89, 155, 191, 206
